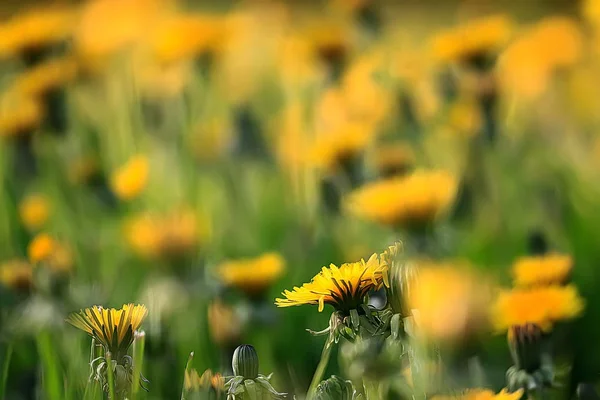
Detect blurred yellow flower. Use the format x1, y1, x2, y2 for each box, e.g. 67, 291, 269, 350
135, 59, 191, 99
0, 7, 75, 59
184, 369, 225, 393
218, 253, 285, 296
124, 209, 204, 259
0, 259, 33, 291
311, 122, 373, 173
512, 253, 573, 287
110, 155, 149, 201
372, 143, 415, 178
208, 299, 241, 346
275, 253, 388, 313
432, 388, 523, 400
0, 94, 44, 138
431, 15, 512, 65
583, 0, 600, 27
151, 14, 225, 64
492, 285, 584, 332
27, 233, 73, 273
12, 57, 78, 97
498, 17, 583, 99
304, 20, 351, 66
345, 170, 458, 228
67, 304, 148, 358
19, 194, 50, 231
407, 263, 492, 342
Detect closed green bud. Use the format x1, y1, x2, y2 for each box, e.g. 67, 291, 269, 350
232, 345, 259, 379
315, 376, 355, 400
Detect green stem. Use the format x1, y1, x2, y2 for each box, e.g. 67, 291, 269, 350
131, 331, 146, 400
105, 353, 116, 400
363, 380, 381, 400
37, 332, 64, 400
0, 342, 13, 399
307, 341, 333, 400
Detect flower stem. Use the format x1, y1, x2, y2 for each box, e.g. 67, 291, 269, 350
307, 341, 333, 400
0, 342, 12, 400
105, 353, 116, 400
131, 331, 146, 400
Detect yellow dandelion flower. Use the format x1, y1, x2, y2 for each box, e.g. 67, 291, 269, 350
0, 259, 33, 291
19, 194, 50, 231
66, 304, 148, 359
275, 253, 388, 314
492, 285, 584, 332
0, 94, 44, 138
432, 389, 523, 400
218, 253, 285, 296
151, 14, 225, 64
184, 369, 225, 393
431, 15, 513, 65
311, 122, 373, 173
110, 155, 149, 201
372, 143, 415, 178
345, 170, 458, 229
27, 233, 73, 273
12, 57, 78, 97
208, 299, 241, 346
512, 253, 573, 287
0, 7, 75, 59
407, 263, 492, 342
583, 0, 600, 27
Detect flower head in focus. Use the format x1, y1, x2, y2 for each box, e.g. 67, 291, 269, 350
0, 260, 33, 291
66, 303, 148, 361
110, 155, 149, 201
19, 194, 50, 231
218, 253, 285, 297
512, 253, 572, 287
345, 170, 458, 229
492, 285, 584, 332
275, 253, 388, 314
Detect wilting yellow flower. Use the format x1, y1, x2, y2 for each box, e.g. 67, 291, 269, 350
12, 57, 78, 97
345, 170, 458, 228
208, 299, 241, 346
66, 304, 148, 359
492, 285, 584, 332
19, 194, 50, 231
124, 209, 204, 259
498, 17, 583, 99
0, 94, 44, 138
0, 7, 75, 58
407, 263, 492, 341
432, 388, 523, 400
372, 143, 415, 178
275, 253, 388, 313
311, 122, 373, 173
218, 253, 285, 296
512, 253, 573, 287
110, 155, 149, 201
151, 14, 225, 64
431, 15, 512, 65
184, 369, 225, 393
0, 260, 33, 291
27, 233, 73, 273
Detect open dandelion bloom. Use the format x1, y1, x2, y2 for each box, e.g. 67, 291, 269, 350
492, 285, 584, 332
12, 58, 78, 97
311, 122, 373, 174
67, 304, 148, 360
185, 369, 225, 393
150, 14, 225, 64
275, 253, 388, 314
0, 7, 75, 59
19, 194, 50, 231
432, 388, 523, 400
0, 94, 44, 138
218, 253, 285, 296
512, 253, 572, 287
345, 170, 458, 229
407, 263, 492, 342
431, 15, 512, 65
0, 260, 33, 291
110, 155, 149, 201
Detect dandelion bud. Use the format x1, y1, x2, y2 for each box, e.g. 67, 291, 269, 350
232, 345, 259, 379
315, 375, 355, 400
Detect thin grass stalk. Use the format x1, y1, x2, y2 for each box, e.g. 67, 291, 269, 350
307, 341, 333, 400
0, 342, 13, 399
36, 331, 64, 400
180, 351, 195, 400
